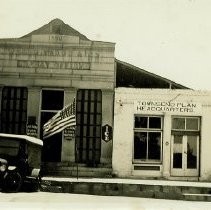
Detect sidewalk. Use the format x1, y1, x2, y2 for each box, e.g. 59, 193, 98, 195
41, 177, 211, 201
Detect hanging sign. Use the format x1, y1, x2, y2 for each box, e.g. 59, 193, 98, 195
102, 124, 112, 142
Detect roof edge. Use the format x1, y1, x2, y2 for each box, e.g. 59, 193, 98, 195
115, 59, 189, 89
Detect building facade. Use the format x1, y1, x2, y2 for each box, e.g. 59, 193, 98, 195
113, 88, 211, 181
0, 19, 115, 175
0, 19, 190, 177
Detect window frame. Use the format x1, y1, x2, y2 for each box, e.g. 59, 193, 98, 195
171, 116, 201, 137
133, 115, 163, 164
171, 116, 200, 132
1, 86, 28, 134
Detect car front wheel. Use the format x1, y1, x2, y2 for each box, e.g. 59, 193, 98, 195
3, 171, 23, 193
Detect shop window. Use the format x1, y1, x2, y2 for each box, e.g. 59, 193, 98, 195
134, 116, 163, 163
1, 87, 27, 134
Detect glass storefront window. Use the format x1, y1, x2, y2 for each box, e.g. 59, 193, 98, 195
134, 116, 162, 163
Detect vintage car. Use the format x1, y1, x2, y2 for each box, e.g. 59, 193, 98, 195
0, 133, 43, 192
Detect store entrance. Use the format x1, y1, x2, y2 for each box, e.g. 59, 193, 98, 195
171, 135, 199, 177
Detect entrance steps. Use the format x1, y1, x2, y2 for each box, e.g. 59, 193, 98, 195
40, 177, 211, 202
41, 162, 112, 178
183, 193, 211, 201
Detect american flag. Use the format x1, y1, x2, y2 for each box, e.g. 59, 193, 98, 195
43, 98, 76, 139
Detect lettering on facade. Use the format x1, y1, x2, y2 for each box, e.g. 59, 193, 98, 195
0, 47, 94, 60
48, 35, 63, 42
64, 126, 75, 140
17, 60, 91, 70
26, 124, 38, 138
135, 101, 201, 113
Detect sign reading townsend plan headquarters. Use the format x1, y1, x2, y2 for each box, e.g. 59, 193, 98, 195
135, 101, 201, 113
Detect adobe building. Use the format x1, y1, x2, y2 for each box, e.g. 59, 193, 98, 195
113, 88, 211, 181
0, 19, 186, 177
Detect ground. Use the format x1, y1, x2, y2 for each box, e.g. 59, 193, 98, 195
0, 192, 211, 210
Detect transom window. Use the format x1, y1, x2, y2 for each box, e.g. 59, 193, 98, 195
172, 117, 200, 131
134, 116, 163, 163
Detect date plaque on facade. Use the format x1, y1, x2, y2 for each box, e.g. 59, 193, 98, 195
102, 124, 112, 142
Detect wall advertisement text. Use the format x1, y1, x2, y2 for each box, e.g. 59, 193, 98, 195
135, 101, 201, 113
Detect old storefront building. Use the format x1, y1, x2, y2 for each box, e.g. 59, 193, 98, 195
0, 19, 188, 177
0, 19, 116, 176
113, 88, 211, 181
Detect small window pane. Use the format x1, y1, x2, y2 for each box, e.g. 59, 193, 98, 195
96, 114, 101, 125
16, 89, 21, 99
148, 132, 161, 160
134, 132, 147, 159
96, 126, 101, 138
83, 114, 87, 124
173, 135, 183, 168
90, 103, 95, 113
172, 118, 185, 130
84, 90, 89, 101
89, 126, 94, 137
10, 89, 14, 99
90, 114, 94, 125
84, 102, 88, 112
91, 91, 95, 100
187, 136, 197, 169
149, 117, 161, 129
97, 103, 102, 113
186, 118, 199, 130
77, 90, 82, 100
135, 117, 147, 128
97, 91, 101, 101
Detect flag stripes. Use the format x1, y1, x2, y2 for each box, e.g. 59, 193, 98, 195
43, 98, 76, 139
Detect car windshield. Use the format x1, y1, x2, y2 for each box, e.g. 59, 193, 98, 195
0, 138, 20, 157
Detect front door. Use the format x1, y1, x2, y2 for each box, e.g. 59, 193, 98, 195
171, 135, 199, 177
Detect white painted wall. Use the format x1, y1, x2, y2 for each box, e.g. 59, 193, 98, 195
113, 88, 211, 181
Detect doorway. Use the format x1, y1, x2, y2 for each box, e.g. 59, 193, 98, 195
40, 89, 64, 162
171, 135, 199, 176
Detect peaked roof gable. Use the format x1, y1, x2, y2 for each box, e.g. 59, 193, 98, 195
21, 18, 89, 40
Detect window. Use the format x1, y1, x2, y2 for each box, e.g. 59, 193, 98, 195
1, 87, 27, 134
172, 117, 200, 133
76, 89, 102, 165
134, 116, 163, 163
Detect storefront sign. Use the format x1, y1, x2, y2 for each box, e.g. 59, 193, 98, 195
64, 126, 75, 140
135, 101, 201, 113
26, 124, 38, 138
17, 60, 91, 70
102, 124, 112, 142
